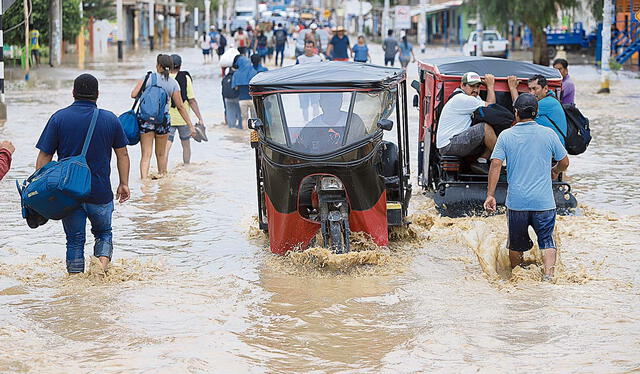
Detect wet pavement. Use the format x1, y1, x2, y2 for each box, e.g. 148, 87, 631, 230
0, 42, 639, 373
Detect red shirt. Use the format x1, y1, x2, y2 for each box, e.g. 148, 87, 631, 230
0, 148, 12, 181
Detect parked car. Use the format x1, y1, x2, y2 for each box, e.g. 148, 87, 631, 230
462, 30, 509, 59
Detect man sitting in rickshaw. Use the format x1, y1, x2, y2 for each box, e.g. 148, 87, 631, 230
436, 72, 498, 174
294, 93, 365, 154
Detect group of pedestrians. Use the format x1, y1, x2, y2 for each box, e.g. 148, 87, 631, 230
199, 26, 228, 64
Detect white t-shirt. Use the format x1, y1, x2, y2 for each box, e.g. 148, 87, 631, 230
296, 54, 324, 64
200, 35, 211, 49
436, 90, 485, 148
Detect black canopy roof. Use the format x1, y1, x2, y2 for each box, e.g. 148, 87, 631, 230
250, 61, 405, 93
422, 56, 561, 79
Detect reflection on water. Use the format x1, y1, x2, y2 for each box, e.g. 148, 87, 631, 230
0, 47, 639, 372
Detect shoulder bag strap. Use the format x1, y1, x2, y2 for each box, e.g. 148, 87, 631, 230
541, 114, 567, 140
132, 72, 152, 110
81, 108, 100, 158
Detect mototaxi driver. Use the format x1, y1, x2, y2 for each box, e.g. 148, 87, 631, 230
294, 93, 366, 153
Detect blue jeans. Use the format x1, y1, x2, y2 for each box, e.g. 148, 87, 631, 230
224, 98, 242, 129
275, 44, 285, 66
62, 201, 114, 273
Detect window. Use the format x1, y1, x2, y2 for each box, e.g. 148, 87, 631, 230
262, 94, 287, 145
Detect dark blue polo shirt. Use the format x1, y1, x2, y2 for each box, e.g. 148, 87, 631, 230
36, 101, 128, 204
330, 35, 350, 59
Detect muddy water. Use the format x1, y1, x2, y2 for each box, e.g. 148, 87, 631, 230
0, 45, 639, 373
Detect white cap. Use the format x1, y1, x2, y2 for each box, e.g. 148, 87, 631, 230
310, 23, 318, 30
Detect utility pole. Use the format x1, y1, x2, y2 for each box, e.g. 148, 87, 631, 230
598, 0, 612, 94
149, 0, 155, 50
205, 0, 211, 32
77, 0, 85, 69
194, 7, 199, 45
475, 11, 483, 56
0, 3, 6, 121
419, 0, 426, 53
358, 0, 363, 35
382, 0, 389, 40
24, 0, 29, 80
49, 0, 62, 67
218, 0, 223, 30
116, 0, 124, 60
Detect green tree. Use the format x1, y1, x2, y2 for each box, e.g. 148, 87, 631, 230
3, 0, 82, 46
82, 0, 116, 21
469, 0, 578, 65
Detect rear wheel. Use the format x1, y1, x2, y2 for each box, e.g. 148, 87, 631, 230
548, 46, 557, 59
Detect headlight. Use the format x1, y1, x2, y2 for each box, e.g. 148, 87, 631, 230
320, 176, 343, 191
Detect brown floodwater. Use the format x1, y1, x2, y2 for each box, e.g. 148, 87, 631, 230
0, 44, 639, 373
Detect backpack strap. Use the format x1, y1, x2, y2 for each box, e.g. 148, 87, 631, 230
132, 72, 152, 110
541, 114, 567, 139
81, 108, 100, 157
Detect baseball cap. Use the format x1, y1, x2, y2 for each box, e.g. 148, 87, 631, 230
461, 72, 482, 86
171, 54, 182, 68
310, 23, 318, 29
73, 73, 99, 100
513, 93, 538, 118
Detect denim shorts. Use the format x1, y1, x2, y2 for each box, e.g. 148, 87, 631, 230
168, 125, 191, 142
507, 209, 557, 252
439, 124, 485, 157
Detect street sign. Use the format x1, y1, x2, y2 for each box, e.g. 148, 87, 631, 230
395, 6, 411, 30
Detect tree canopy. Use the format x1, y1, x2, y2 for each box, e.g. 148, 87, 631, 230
3, 0, 82, 46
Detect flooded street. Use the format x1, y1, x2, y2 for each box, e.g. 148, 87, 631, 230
0, 45, 639, 373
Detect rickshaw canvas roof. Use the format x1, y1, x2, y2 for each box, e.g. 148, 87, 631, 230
419, 57, 562, 79
249, 62, 405, 93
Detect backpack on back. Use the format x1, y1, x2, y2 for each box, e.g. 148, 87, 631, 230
222, 72, 239, 99
138, 73, 169, 125
17, 109, 99, 221
543, 103, 591, 155
562, 103, 591, 155
275, 30, 287, 44
118, 72, 151, 145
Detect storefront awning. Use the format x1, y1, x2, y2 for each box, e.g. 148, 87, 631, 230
410, 0, 464, 16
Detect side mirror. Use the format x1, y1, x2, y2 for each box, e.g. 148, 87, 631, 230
413, 94, 419, 108
247, 118, 263, 130
411, 79, 420, 93
377, 119, 393, 131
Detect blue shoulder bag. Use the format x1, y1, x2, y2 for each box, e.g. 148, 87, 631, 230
118, 72, 151, 146
17, 108, 99, 220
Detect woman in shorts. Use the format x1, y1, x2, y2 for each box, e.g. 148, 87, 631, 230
398, 35, 416, 69
130, 54, 194, 179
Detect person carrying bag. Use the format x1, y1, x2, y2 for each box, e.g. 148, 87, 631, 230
118, 72, 151, 145
18, 108, 99, 221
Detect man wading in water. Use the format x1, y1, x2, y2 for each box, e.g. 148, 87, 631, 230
484, 93, 569, 282
35, 74, 131, 274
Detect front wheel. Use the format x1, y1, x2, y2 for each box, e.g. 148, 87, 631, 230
329, 220, 345, 254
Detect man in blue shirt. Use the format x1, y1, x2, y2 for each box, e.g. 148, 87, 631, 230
35, 74, 131, 274
326, 26, 352, 61
484, 93, 570, 282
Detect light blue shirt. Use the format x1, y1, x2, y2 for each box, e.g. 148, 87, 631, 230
491, 121, 567, 211
535, 91, 567, 145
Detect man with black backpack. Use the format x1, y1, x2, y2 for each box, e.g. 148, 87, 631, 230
167, 54, 202, 165
35, 74, 131, 274
273, 23, 288, 67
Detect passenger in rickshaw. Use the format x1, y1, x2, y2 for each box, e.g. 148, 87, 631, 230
436, 72, 498, 174
293, 93, 366, 154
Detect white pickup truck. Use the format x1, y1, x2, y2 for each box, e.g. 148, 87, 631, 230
462, 30, 509, 58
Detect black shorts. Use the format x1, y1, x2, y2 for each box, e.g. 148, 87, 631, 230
507, 209, 557, 252
384, 57, 394, 66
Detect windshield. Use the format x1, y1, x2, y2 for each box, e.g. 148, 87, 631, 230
262, 90, 397, 154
